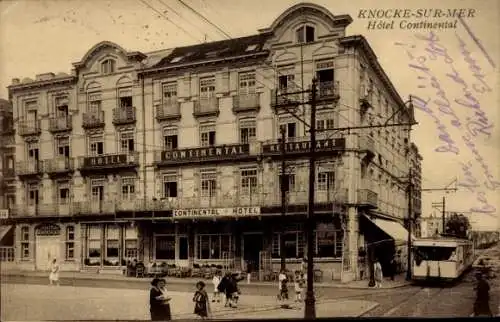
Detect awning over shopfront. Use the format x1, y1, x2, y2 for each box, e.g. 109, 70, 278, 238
0, 225, 13, 243
363, 215, 415, 244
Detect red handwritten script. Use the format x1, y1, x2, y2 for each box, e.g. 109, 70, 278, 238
395, 26, 498, 215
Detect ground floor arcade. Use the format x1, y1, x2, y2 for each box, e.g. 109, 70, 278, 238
1, 208, 412, 283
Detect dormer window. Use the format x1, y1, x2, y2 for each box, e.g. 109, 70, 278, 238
101, 59, 115, 75
296, 25, 315, 44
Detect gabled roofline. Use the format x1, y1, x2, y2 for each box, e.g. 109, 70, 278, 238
72, 41, 146, 71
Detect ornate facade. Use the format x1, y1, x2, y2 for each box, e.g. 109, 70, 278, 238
2, 3, 420, 282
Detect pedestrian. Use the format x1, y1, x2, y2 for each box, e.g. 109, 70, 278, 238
229, 272, 244, 308
246, 261, 252, 284
193, 281, 211, 319
150, 278, 172, 321
217, 272, 235, 308
374, 259, 383, 288
293, 270, 305, 302
473, 272, 492, 317
49, 258, 60, 286
212, 270, 222, 303
277, 269, 288, 301
389, 254, 396, 281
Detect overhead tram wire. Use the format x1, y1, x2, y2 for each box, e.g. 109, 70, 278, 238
137, 0, 203, 43
156, 0, 216, 41
175, 0, 306, 92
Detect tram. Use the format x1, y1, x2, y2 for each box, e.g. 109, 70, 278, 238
412, 237, 474, 282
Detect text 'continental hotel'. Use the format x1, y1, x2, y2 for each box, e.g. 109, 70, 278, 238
1, 3, 422, 282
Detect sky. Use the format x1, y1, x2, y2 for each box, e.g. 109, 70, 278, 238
0, 0, 499, 230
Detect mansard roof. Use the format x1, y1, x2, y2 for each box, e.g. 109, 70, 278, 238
149, 33, 272, 71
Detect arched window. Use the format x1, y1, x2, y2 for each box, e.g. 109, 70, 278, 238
101, 59, 116, 75
296, 25, 315, 44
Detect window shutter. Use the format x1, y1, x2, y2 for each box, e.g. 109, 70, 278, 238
216, 69, 229, 95
232, 168, 239, 198
216, 168, 222, 192
190, 74, 199, 98
229, 71, 238, 94
153, 80, 162, 101
155, 172, 162, 197
193, 169, 200, 195
38, 182, 43, 202
179, 73, 191, 99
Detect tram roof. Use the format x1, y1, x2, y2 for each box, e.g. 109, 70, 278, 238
413, 237, 473, 247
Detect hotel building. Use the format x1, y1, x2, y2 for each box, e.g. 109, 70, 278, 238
2, 3, 418, 282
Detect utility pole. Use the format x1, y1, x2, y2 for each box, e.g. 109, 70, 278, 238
304, 78, 317, 319
442, 196, 446, 233
406, 168, 413, 281
280, 127, 287, 271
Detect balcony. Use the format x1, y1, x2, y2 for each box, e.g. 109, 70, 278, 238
156, 100, 181, 121
15, 160, 42, 178
193, 97, 219, 117
271, 88, 301, 110
317, 81, 340, 103
2, 167, 15, 179
73, 201, 115, 215
18, 120, 41, 136
48, 115, 72, 133
359, 135, 375, 162
0, 135, 15, 148
357, 189, 378, 208
359, 85, 373, 110
154, 143, 254, 167
232, 93, 260, 113
44, 157, 75, 177
82, 111, 105, 129
77, 152, 139, 175
113, 106, 136, 125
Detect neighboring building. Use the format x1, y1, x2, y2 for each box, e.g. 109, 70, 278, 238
3, 3, 419, 281
420, 214, 443, 238
0, 98, 15, 259
409, 143, 423, 237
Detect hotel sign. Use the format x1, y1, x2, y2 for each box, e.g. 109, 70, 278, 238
83, 154, 127, 167
262, 138, 345, 155
0, 209, 9, 219
173, 207, 261, 218
36, 223, 61, 236
160, 144, 250, 163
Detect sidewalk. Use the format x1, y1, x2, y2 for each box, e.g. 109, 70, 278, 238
1, 283, 378, 321
0, 268, 410, 289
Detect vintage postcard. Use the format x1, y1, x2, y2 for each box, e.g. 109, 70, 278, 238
0, 0, 498, 320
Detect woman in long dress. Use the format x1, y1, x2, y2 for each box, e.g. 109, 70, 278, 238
150, 278, 172, 321
374, 259, 383, 288
49, 258, 60, 286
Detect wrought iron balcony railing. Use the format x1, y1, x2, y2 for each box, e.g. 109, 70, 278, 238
15, 160, 42, 176
232, 93, 260, 113
48, 115, 72, 132
357, 189, 378, 208
43, 157, 75, 174
193, 97, 219, 117
156, 100, 181, 121
82, 111, 105, 128
112, 106, 136, 125
18, 120, 41, 136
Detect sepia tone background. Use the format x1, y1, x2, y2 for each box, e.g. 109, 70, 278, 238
0, 0, 498, 229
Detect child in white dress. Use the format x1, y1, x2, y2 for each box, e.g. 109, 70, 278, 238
49, 258, 60, 286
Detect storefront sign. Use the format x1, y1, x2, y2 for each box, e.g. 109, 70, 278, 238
83, 154, 127, 167
36, 223, 61, 236
0, 209, 8, 219
173, 207, 261, 218
161, 144, 250, 162
262, 138, 345, 155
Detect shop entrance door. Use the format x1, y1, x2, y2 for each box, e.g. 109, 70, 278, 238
243, 233, 263, 272
176, 235, 189, 267
36, 236, 60, 271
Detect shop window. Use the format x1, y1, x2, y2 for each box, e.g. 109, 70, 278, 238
65, 226, 75, 260
87, 225, 101, 262
105, 225, 120, 265
155, 235, 175, 260
197, 234, 232, 260
271, 232, 303, 259
314, 223, 343, 258
124, 226, 138, 259
21, 226, 30, 259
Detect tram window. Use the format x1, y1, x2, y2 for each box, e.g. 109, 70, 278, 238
414, 246, 456, 261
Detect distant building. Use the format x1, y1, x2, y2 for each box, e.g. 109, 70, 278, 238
0, 98, 15, 256
409, 143, 422, 236
420, 214, 443, 238
3, 3, 421, 281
